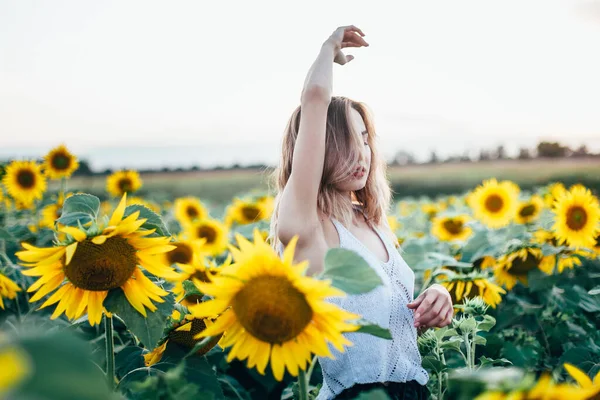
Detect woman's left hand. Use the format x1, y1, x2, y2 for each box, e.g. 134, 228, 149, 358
407, 284, 454, 329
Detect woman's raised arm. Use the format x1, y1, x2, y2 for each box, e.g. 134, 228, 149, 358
277, 26, 368, 247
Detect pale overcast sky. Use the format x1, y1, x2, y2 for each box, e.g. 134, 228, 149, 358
1, 0, 599, 168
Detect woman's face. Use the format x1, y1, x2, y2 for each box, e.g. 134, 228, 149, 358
337, 108, 371, 192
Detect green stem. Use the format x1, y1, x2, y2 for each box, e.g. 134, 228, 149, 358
440, 351, 447, 400
298, 369, 308, 400
104, 314, 115, 391
60, 177, 67, 197
463, 332, 472, 370
470, 330, 477, 369
305, 356, 318, 385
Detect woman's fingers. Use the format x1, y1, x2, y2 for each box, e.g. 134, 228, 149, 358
425, 306, 455, 329
427, 306, 449, 328
343, 31, 369, 47
341, 42, 364, 49
342, 25, 365, 36
415, 297, 443, 327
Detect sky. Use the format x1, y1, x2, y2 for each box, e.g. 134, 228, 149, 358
1, 0, 599, 170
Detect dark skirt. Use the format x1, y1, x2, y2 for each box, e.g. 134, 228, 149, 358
335, 379, 430, 400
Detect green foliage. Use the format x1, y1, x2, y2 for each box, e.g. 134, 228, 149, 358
104, 290, 175, 350
321, 248, 383, 294
57, 193, 100, 227
0, 323, 119, 400
124, 204, 171, 237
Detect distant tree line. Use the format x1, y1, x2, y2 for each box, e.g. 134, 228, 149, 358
391, 140, 599, 166
7, 140, 593, 177
71, 162, 272, 177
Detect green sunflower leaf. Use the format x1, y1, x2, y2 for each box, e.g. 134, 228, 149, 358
353, 319, 392, 340
124, 205, 170, 237
321, 248, 383, 295
57, 211, 95, 227
61, 194, 100, 219
105, 289, 175, 349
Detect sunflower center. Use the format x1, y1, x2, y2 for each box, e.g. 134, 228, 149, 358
192, 269, 211, 283
566, 206, 588, 231
168, 319, 222, 355
186, 206, 199, 218
118, 178, 133, 193
519, 204, 537, 218
64, 237, 137, 291
442, 219, 464, 235
51, 153, 71, 170
167, 243, 193, 265
196, 226, 217, 244
233, 275, 313, 344
16, 169, 36, 189
241, 205, 261, 222
507, 252, 539, 276
485, 195, 504, 213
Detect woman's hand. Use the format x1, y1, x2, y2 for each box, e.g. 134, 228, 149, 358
323, 25, 369, 65
407, 284, 454, 329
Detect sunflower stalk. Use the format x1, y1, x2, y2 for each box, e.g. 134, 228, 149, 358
305, 356, 318, 386
298, 369, 309, 400
104, 314, 116, 391
59, 177, 67, 200
464, 331, 472, 370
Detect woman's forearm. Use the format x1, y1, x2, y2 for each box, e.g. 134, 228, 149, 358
301, 42, 336, 104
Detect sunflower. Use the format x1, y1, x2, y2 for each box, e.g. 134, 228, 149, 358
0, 273, 21, 310
552, 185, 600, 249
256, 195, 275, 219
144, 310, 222, 367
531, 229, 559, 246
0, 345, 31, 397
387, 215, 401, 233
15, 193, 178, 326
563, 363, 600, 400
225, 198, 269, 226
189, 230, 360, 381
431, 215, 472, 242
186, 219, 229, 256
494, 247, 546, 290
514, 195, 544, 224
106, 170, 143, 197
474, 256, 496, 270
543, 182, 567, 208
2, 160, 47, 208
42, 144, 79, 180
421, 203, 441, 220
173, 196, 208, 227
440, 275, 506, 308
468, 179, 520, 228
593, 235, 600, 257
39, 192, 71, 230
128, 196, 160, 213
164, 236, 219, 303
540, 251, 585, 275
172, 258, 224, 306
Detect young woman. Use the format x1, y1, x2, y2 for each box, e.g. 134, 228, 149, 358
270, 25, 453, 400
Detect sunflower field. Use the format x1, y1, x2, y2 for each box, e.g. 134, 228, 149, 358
0, 145, 599, 400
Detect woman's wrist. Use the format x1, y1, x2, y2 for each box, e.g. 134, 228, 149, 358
320, 41, 338, 58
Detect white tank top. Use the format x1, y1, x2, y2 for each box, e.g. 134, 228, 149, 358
313, 218, 429, 400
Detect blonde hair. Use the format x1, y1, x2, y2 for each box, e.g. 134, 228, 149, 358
269, 96, 395, 251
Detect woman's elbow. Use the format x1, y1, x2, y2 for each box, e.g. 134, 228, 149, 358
301, 84, 331, 105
